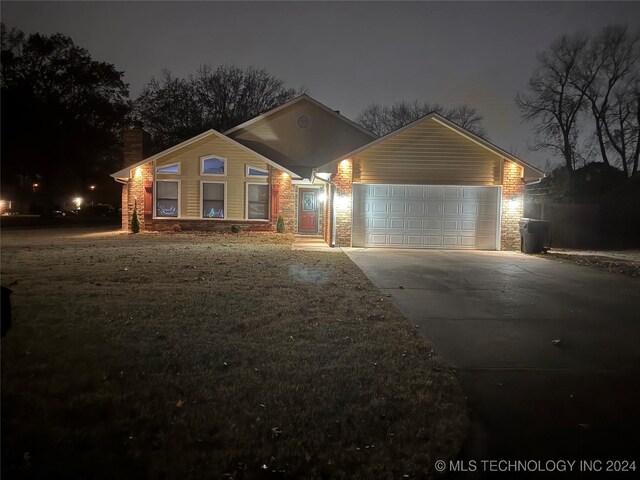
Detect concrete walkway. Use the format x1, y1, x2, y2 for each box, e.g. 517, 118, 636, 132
291, 235, 335, 252
345, 249, 640, 476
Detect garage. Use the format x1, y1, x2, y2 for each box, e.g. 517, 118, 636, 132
352, 184, 501, 249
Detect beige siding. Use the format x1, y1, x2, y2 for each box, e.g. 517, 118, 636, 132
228, 99, 375, 171
354, 118, 501, 185
155, 136, 268, 220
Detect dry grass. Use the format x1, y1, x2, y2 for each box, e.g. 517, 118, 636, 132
539, 253, 640, 278
1, 229, 467, 479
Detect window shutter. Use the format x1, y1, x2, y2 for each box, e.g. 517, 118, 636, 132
143, 181, 153, 218
271, 184, 279, 221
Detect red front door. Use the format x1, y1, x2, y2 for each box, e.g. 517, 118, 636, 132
298, 189, 318, 233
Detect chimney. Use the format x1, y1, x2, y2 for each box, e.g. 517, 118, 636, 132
123, 121, 148, 167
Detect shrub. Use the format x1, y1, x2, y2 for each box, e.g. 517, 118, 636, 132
130, 199, 140, 233
171, 224, 182, 233
276, 214, 285, 233
230, 224, 242, 234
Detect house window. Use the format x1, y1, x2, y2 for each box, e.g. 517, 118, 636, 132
246, 165, 268, 177
156, 163, 179, 174
247, 183, 269, 220
156, 181, 179, 217
203, 182, 225, 218
201, 156, 226, 175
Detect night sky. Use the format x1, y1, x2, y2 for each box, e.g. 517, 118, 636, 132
3, 1, 639, 170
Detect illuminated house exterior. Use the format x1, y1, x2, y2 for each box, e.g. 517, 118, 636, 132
112, 95, 543, 250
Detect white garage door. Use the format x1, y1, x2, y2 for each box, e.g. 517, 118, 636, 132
352, 184, 501, 249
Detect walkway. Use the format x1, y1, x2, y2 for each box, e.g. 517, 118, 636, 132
291, 235, 335, 252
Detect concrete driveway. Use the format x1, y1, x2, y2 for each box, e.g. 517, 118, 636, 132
345, 249, 640, 473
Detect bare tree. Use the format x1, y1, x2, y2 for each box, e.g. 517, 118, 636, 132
604, 77, 640, 175
518, 25, 640, 176
571, 25, 640, 172
516, 33, 590, 173
135, 66, 304, 151
356, 100, 487, 138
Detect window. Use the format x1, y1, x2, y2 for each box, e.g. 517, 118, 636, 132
246, 165, 268, 177
156, 163, 179, 174
202, 182, 225, 218
156, 181, 178, 217
201, 156, 226, 175
247, 184, 269, 220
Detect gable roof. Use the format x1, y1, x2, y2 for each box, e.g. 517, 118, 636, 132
224, 94, 376, 139
317, 112, 545, 179
111, 128, 302, 180
225, 94, 377, 177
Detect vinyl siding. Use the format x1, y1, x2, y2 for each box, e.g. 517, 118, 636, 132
353, 118, 502, 186
155, 136, 268, 219
228, 99, 375, 171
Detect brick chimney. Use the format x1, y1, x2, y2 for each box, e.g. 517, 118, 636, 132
122, 122, 152, 231
123, 121, 147, 167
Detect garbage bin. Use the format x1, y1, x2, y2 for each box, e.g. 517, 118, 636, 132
519, 218, 551, 254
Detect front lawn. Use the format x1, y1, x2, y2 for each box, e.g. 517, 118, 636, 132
1, 229, 467, 479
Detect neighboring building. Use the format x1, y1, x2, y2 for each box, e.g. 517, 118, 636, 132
111, 95, 543, 250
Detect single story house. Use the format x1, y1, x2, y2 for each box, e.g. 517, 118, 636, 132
112, 94, 544, 250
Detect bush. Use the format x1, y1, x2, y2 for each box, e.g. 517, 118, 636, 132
171, 224, 182, 233
130, 199, 140, 233
276, 214, 285, 233
230, 224, 242, 234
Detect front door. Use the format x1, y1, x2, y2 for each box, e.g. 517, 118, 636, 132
298, 188, 318, 233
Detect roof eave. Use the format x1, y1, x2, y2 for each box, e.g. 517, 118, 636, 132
317, 112, 545, 179
224, 93, 377, 139
110, 128, 302, 180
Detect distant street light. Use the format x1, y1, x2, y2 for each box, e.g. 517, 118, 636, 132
89, 185, 96, 191
32, 183, 39, 193
74, 196, 83, 209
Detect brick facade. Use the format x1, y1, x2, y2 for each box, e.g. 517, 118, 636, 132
501, 160, 525, 250
323, 183, 333, 245
121, 184, 129, 230
126, 163, 153, 231
146, 219, 273, 232
122, 125, 153, 232
271, 169, 296, 233
334, 158, 353, 247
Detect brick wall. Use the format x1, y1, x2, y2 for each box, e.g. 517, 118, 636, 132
126, 163, 153, 231
271, 170, 296, 233
123, 126, 145, 166
146, 219, 273, 232
501, 160, 525, 250
334, 158, 353, 247
121, 184, 129, 230
323, 183, 333, 245
122, 125, 152, 232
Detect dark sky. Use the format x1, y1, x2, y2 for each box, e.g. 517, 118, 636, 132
3, 1, 639, 170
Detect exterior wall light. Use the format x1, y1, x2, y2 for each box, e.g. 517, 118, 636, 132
507, 195, 520, 213
335, 194, 351, 210
317, 192, 327, 203
134, 167, 143, 179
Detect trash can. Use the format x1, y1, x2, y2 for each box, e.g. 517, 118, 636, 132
519, 218, 551, 254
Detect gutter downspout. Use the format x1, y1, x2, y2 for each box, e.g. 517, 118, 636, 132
114, 178, 128, 185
